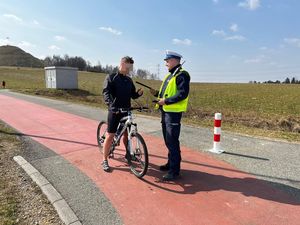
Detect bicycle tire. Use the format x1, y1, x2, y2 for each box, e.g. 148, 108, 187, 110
96, 121, 107, 153
128, 132, 149, 178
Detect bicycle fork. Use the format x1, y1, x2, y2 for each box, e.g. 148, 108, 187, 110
127, 123, 138, 156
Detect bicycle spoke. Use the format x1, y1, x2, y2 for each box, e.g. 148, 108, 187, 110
128, 133, 148, 178
97, 121, 108, 152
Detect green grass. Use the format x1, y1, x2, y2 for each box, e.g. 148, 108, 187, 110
189, 83, 300, 117
1, 66, 299, 142
0, 123, 18, 225
0, 192, 16, 225
0, 67, 44, 89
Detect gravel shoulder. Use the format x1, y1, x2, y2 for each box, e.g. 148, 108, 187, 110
0, 121, 64, 225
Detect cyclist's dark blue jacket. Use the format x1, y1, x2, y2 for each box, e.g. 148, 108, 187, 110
102, 72, 141, 111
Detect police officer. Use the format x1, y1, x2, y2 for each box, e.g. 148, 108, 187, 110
151, 50, 190, 181
102, 56, 143, 172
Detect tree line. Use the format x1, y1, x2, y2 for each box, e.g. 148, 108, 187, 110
249, 77, 300, 84
44, 54, 159, 80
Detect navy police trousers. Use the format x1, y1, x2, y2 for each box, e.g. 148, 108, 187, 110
161, 111, 182, 175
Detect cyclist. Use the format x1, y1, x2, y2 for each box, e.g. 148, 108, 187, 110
102, 56, 143, 172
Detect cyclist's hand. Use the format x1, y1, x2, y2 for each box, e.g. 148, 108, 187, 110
109, 106, 119, 114
137, 88, 143, 96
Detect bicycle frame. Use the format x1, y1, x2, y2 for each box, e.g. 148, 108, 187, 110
97, 106, 149, 177
110, 110, 138, 155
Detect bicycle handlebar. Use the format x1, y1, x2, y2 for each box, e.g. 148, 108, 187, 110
115, 106, 149, 113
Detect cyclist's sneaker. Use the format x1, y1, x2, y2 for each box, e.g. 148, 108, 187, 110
102, 160, 110, 172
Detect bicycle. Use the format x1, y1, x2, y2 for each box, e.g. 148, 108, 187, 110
97, 106, 149, 178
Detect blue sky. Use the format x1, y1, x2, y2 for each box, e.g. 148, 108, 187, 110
0, 0, 299, 82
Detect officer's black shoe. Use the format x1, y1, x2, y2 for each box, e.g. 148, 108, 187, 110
159, 163, 170, 171
162, 173, 180, 181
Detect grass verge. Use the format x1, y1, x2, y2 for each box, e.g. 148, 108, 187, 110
0, 123, 19, 225
14, 88, 300, 143
0, 121, 63, 225
1, 66, 299, 143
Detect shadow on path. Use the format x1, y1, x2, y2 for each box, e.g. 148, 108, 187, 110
148, 152, 300, 184
104, 151, 300, 206
3, 130, 300, 206
0, 130, 98, 147
144, 164, 300, 206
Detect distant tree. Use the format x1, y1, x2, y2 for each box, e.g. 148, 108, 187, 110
136, 69, 148, 79
86, 60, 92, 70
52, 55, 65, 66
44, 56, 52, 67
149, 72, 159, 80
134, 69, 159, 80
275, 80, 281, 84
291, 77, 296, 84
43, 54, 160, 78
95, 61, 102, 72
63, 54, 69, 64
43, 55, 87, 71
104, 65, 118, 74
283, 77, 290, 84
69, 56, 87, 70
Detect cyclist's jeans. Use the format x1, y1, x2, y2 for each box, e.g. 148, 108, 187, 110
161, 111, 182, 175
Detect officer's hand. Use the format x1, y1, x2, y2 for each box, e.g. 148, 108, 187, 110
150, 88, 158, 96
137, 88, 143, 96
158, 99, 166, 105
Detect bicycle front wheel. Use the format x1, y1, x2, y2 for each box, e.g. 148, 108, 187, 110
97, 121, 107, 153
128, 132, 148, 178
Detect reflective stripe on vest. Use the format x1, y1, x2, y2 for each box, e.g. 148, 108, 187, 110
155, 68, 189, 112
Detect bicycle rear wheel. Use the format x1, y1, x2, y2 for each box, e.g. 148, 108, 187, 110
128, 132, 148, 178
97, 121, 107, 153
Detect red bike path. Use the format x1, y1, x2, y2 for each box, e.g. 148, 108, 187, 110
1, 94, 299, 225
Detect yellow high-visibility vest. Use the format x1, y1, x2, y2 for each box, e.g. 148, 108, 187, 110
155, 68, 189, 112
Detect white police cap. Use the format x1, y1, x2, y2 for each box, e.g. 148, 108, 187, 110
164, 50, 182, 61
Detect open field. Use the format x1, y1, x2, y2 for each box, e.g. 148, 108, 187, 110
1, 66, 299, 142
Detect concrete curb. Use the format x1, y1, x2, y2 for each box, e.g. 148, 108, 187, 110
13, 155, 82, 225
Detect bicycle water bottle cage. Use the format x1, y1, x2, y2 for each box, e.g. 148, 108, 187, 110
113, 135, 120, 146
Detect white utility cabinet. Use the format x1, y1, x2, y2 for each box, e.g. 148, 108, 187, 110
45, 66, 78, 89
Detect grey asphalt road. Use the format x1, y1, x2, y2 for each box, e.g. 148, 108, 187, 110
1, 90, 300, 224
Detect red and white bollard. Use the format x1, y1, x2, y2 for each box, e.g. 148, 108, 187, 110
209, 113, 224, 154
